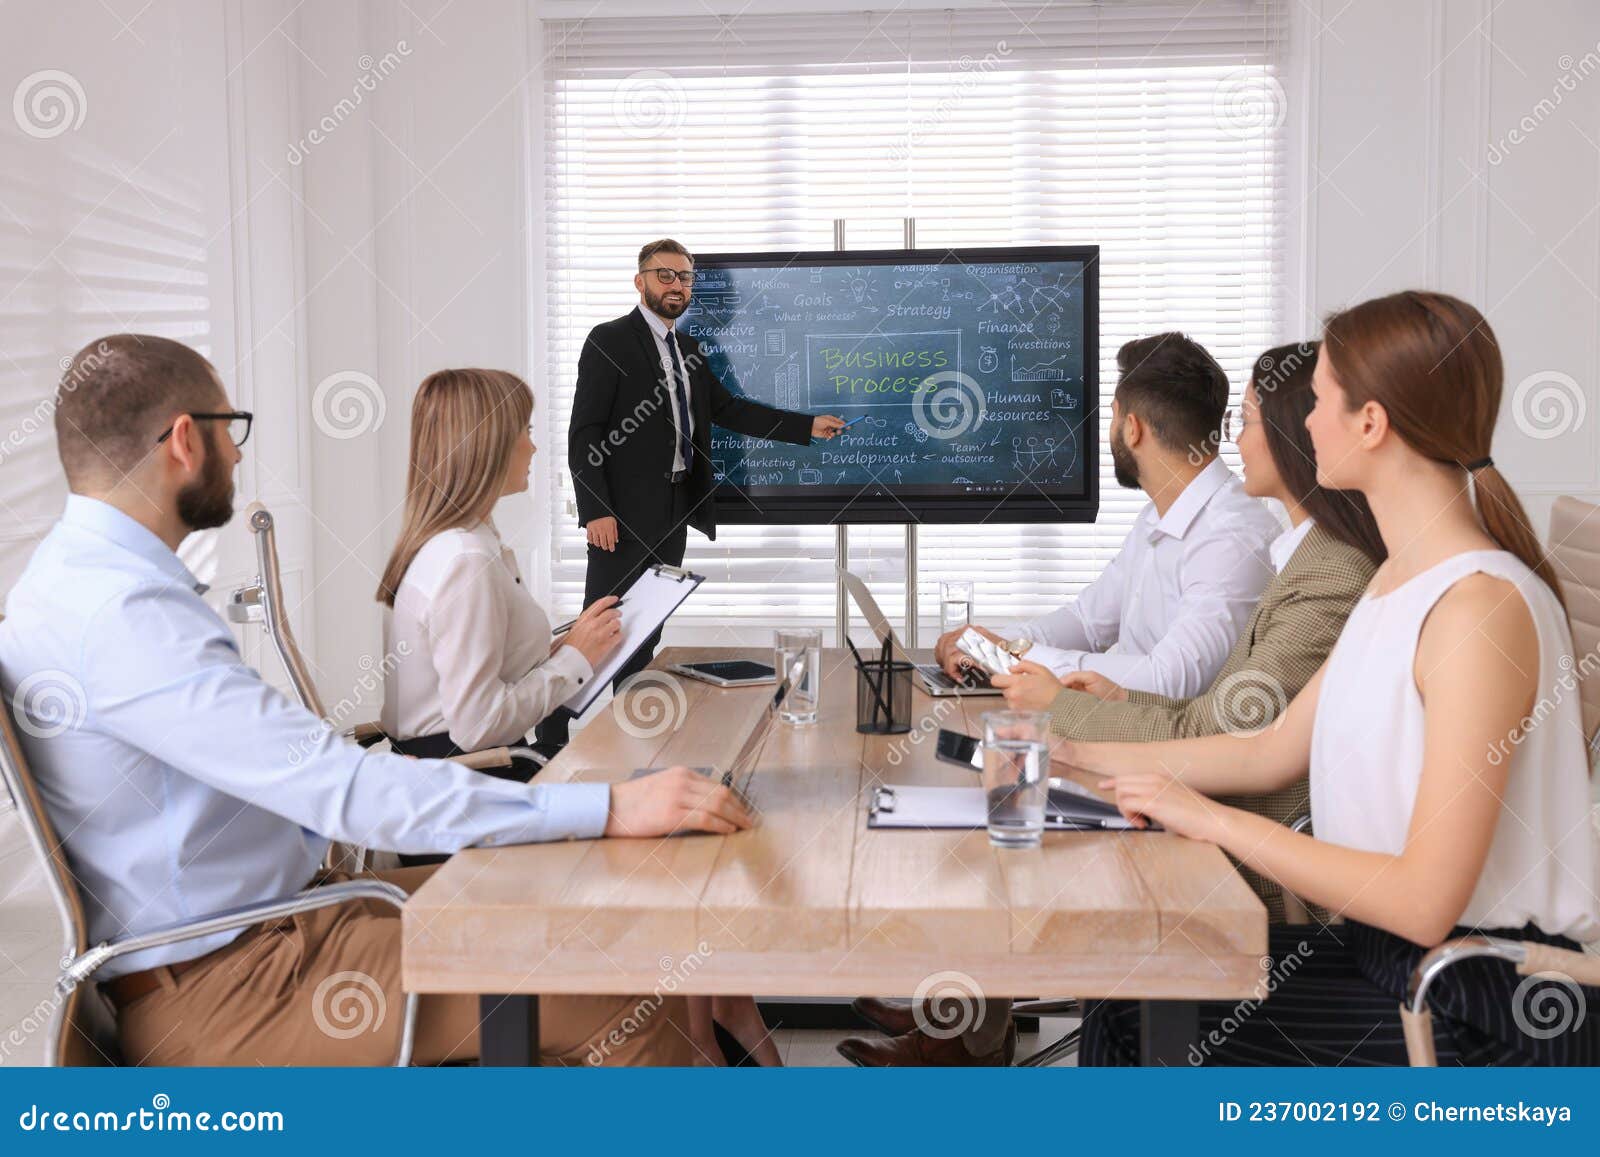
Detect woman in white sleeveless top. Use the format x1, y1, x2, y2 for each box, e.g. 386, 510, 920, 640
1065, 291, 1600, 1065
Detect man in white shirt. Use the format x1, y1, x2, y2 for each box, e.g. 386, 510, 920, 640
935, 332, 1281, 699
0, 334, 750, 1066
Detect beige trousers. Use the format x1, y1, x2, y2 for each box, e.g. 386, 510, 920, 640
114, 865, 694, 1067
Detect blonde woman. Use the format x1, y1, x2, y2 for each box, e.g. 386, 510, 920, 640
377, 368, 781, 1066
378, 369, 621, 791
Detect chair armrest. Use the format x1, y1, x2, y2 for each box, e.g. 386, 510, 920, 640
1404, 934, 1526, 1014
60, 879, 410, 990
344, 721, 388, 748
447, 745, 545, 772
450, 747, 514, 770
1401, 935, 1525, 1066
1518, 941, 1600, 986
1400, 933, 1599, 1067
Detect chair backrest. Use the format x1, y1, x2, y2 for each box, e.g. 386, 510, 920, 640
241, 503, 375, 874
244, 502, 327, 718
0, 667, 115, 1065
1546, 496, 1600, 748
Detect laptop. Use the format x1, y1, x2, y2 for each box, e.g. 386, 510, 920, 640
837, 569, 1003, 698
717, 653, 807, 786
630, 652, 808, 794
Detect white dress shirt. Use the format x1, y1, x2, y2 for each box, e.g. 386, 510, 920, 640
382, 521, 592, 751
0, 496, 610, 978
639, 303, 695, 473
1017, 458, 1282, 696
1269, 515, 1315, 574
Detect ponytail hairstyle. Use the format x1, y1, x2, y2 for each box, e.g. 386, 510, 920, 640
1321, 291, 1563, 607
1250, 340, 1386, 566
377, 369, 533, 606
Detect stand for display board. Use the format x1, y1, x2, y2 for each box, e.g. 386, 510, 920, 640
833, 216, 920, 650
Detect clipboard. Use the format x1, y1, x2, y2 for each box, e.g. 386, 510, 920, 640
866, 784, 1153, 832
556, 563, 704, 717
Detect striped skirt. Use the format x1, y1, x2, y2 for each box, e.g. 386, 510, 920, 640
1080, 920, 1600, 1066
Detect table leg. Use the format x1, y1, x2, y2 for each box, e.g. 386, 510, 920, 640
1139, 1000, 1198, 1066
478, 994, 540, 1066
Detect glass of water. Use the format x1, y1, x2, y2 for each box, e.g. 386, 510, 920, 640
981, 710, 1050, 848
939, 579, 974, 635
774, 628, 822, 725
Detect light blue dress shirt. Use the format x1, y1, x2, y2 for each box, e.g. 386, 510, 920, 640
0, 496, 610, 978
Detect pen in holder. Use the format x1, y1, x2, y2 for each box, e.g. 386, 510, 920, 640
855, 655, 913, 734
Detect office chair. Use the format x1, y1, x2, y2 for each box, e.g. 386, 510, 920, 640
1548, 496, 1600, 744
1402, 935, 1600, 1066
0, 671, 420, 1066
226, 502, 540, 870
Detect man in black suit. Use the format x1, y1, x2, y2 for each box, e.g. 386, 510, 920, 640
569, 238, 845, 688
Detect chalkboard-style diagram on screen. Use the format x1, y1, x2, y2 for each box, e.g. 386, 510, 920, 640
680, 246, 1099, 525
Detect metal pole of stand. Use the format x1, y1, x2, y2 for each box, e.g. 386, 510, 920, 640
836, 524, 850, 646
902, 216, 918, 648
905, 524, 918, 648
833, 218, 850, 647
832, 216, 921, 647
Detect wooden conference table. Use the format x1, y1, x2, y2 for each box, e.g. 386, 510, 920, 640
402, 647, 1268, 1065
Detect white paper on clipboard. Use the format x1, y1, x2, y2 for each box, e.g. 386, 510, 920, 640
558, 564, 704, 717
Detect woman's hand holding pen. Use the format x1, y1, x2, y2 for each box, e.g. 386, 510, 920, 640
566, 596, 623, 666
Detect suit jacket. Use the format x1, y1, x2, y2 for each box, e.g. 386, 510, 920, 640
1048, 522, 1377, 920
568, 307, 814, 546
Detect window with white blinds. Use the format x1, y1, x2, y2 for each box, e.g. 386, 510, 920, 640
541, 2, 1287, 641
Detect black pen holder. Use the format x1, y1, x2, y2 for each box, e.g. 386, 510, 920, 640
856, 659, 913, 734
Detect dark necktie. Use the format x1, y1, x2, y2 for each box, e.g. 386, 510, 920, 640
665, 328, 694, 470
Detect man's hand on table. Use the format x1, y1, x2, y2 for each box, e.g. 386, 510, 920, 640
604, 765, 757, 837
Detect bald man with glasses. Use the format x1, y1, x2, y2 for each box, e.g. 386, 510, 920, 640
568, 238, 846, 689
